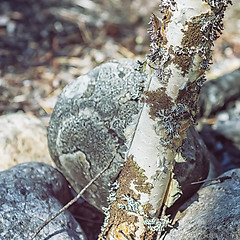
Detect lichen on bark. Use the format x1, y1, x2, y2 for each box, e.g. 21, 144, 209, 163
99, 155, 157, 239
99, 0, 232, 239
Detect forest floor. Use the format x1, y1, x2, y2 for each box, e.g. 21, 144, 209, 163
0, 0, 240, 125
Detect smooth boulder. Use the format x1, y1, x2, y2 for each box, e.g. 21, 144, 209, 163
0, 162, 86, 240
164, 168, 240, 240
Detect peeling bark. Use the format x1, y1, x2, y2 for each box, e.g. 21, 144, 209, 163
99, 0, 232, 239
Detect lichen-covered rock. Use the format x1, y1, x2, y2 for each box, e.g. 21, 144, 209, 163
48, 59, 148, 211
0, 162, 86, 240
164, 168, 240, 240
48, 59, 209, 212
0, 113, 52, 171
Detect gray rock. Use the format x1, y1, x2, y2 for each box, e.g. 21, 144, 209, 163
48, 59, 210, 212
213, 117, 240, 150
199, 67, 240, 118
47, 59, 147, 211
171, 126, 210, 211
0, 162, 86, 240
164, 168, 240, 240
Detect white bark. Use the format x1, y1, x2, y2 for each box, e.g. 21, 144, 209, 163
99, 0, 231, 239
127, 75, 175, 217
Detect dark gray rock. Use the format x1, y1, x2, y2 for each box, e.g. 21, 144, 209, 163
213, 114, 240, 150
164, 168, 240, 240
48, 59, 210, 212
199, 67, 240, 118
0, 162, 86, 240
171, 126, 210, 211
199, 98, 240, 174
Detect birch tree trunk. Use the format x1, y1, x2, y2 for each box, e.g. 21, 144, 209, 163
99, 0, 232, 239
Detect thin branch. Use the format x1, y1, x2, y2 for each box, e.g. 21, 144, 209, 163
190, 176, 232, 185
30, 158, 114, 240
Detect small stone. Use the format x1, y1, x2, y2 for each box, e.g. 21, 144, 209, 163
164, 168, 240, 240
0, 162, 87, 240
0, 113, 53, 171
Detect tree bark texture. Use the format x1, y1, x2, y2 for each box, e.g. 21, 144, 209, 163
99, 1, 232, 239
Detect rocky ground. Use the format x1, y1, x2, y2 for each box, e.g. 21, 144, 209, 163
0, 0, 240, 122
0, 1, 240, 240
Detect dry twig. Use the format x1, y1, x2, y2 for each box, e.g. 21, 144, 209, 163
190, 176, 232, 185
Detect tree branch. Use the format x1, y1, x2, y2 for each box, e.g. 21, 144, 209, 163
99, 1, 232, 239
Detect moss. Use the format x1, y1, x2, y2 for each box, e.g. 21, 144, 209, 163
181, 12, 220, 73
169, 46, 193, 76
176, 76, 206, 121
174, 52, 192, 76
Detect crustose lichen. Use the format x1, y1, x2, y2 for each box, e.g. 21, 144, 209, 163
118, 194, 171, 232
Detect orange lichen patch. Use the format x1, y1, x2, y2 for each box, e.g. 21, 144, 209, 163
118, 155, 152, 197
176, 79, 202, 118
173, 119, 191, 149
142, 88, 173, 119
181, 13, 215, 68
105, 216, 156, 240
107, 222, 136, 240
181, 13, 215, 48
161, 8, 173, 45
177, 87, 197, 105
99, 199, 137, 239
151, 13, 163, 45
142, 203, 153, 216
140, 229, 157, 240
182, 12, 216, 47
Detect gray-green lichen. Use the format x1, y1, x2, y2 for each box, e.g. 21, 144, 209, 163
143, 0, 232, 150
117, 194, 171, 232
144, 215, 171, 232
48, 59, 149, 211
118, 194, 141, 213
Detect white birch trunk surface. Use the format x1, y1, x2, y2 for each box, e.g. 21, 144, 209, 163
99, 0, 232, 239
